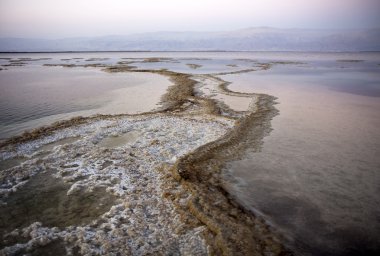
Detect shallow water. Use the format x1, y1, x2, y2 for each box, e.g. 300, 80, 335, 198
0, 157, 26, 171
98, 131, 141, 148
0, 171, 116, 246
221, 62, 380, 255
0, 64, 171, 139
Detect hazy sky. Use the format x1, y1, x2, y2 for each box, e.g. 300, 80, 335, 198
1, 0, 379, 38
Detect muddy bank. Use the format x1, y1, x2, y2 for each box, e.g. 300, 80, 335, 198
172, 93, 283, 255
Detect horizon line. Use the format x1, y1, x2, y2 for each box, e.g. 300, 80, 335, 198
1, 26, 379, 40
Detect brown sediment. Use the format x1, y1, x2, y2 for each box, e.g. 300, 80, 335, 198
85, 58, 110, 62
9, 58, 52, 62
2, 63, 27, 67
187, 63, 202, 69
0, 61, 291, 255
253, 61, 304, 71
142, 57, 173, 63
336, 59, 364, 63
158, 71, 196, 109
270, 61, 305, 65
9, 59, 28, 63
0, 116, 88, 148
120, 57, 147, 60
143, 57, 162, 62
102, 64, 136, 72
116, 60, 134, 65
215, 62, 299, 76
257, 63, 273, 70
43, 63, 77, 68
34, 58, 52, 61
234, 58, 258, 62
209, 75, 256, 98
43, 63, 109, 68
208, 64, 274, 96
211, 68, 257, 76
81, 63, 109, 68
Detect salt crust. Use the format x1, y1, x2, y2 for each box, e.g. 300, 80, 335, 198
0, 114, 233, 255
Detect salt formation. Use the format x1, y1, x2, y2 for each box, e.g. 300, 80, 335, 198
0, 115, 233, 255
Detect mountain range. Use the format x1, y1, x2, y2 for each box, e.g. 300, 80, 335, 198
1, 27, 379, 52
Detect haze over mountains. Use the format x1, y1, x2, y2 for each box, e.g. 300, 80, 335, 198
1, 27, 379, 52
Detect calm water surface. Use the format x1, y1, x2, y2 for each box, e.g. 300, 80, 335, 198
0, 61, 171, 139
221, 59, 380, 255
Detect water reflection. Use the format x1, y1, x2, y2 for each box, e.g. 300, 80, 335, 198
222, 62, 380, 255
0, 66, 170, 138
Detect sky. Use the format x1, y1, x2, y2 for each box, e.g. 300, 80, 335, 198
0, 0, 380, 38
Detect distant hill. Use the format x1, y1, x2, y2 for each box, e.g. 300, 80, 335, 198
1, 27, 380, 52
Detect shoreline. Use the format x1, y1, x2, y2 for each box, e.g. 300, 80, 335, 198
0, 59, 291, 255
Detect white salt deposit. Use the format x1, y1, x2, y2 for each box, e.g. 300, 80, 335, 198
0, 114, 233, 255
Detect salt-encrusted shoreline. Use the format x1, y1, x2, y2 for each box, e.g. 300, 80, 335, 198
0, 60, 292, 255
1, 114, 233, 255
